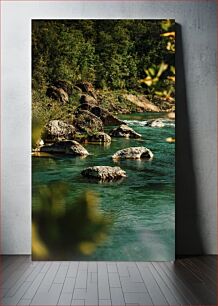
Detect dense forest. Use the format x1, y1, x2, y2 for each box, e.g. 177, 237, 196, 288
32, 19, 174, 92
32, 19, 175, 142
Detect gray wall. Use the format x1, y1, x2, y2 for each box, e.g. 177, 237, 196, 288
1, 1, 217, 255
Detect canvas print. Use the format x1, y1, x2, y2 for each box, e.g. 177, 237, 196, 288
32, 19, 175, 261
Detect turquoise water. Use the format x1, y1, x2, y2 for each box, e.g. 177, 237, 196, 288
32, 113, 175, 261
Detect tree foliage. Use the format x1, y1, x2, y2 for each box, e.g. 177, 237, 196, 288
140, 19, 175, 103
32, 19, 175, 92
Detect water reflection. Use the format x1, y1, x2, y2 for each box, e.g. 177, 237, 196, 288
113, 158, 153, 171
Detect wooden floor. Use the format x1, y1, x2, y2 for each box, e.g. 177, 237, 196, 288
0, 256, 217, 305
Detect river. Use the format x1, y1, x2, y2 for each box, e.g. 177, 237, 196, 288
32, 112, 175, 261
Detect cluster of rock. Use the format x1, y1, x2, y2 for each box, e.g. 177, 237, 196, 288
42, 120, 142, 150
44, 80, 126, 141
46, 80, 92, 104
80, 146, 153, 181
33, 80, 175, 182
44, 79, 175, 138
40, 80, 144, 146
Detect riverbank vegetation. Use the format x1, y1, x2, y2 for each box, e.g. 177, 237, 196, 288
32, 19, 175, 127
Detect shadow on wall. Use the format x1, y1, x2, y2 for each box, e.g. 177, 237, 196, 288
175, 24, 205, 256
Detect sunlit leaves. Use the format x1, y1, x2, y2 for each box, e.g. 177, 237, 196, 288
148, 67, 156, 76
155, 89, 174, 102
79, 241, 97, 255
161, 32, 175, 38
161, 20, 175, 53
157, 62, 168, 77
32, 182, 112, 260
170, 66, 175, 74
32, 223, 49, 260
32, 117, 44, 149
167, 76, 175, 82
141, 19, 175, 103
140, 62, 168, 87
161, 19, 173, 31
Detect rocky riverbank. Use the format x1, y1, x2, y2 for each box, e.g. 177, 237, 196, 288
33, 80, 175, 143
32, 80, 175, 183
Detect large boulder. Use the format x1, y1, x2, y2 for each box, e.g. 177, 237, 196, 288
46, 86, 69, 104
78, 104, 123, 126
87, 132, 111, 143
74, 110, 104, 135
122, 94, 160, 112
91, 106, 123, 126
43, 120, 76, 141
109, 124, 141, 139
81, 166, 126, 181
40, 140, 89, 156
80, 94, 97, 105
53, 80, 73, 96
76, 81, 97, 100
112, 147, 153, 160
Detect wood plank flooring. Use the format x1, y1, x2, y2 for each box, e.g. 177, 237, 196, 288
0, 256, 217, 305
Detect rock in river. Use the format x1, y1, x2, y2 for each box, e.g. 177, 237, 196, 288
81, 166, 126, 181
109, 124, 141, 139
146, 119, 165, 128
40, 140, 89, 156
87, 132, 111, 143
112, 147, 153, 160
43, 120, 76, 141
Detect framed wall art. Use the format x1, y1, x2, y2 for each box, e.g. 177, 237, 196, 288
32, 19, 175, 261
